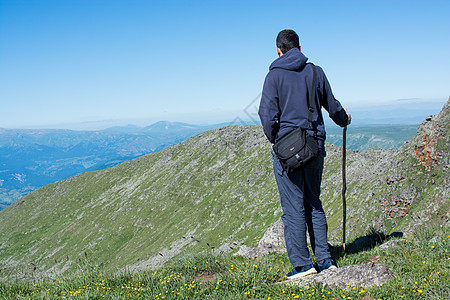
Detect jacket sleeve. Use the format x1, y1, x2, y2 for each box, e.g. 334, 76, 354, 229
318, 67, 349, 127
258, 72, 280, 143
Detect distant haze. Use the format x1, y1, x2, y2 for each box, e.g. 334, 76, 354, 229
2, 97, 446, 131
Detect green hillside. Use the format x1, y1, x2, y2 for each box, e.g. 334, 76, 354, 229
0, 126, 280, 278
0, 100, 448, 279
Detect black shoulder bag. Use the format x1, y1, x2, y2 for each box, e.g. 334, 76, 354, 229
272, 63, 319, 172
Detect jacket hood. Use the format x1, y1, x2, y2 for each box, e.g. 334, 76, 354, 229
269, 48, 308, 71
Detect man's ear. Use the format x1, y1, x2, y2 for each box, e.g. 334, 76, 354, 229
299, 46, 302, 52
276, 47, 283, 57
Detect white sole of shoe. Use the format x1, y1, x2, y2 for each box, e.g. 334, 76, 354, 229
287, 268, 317, 280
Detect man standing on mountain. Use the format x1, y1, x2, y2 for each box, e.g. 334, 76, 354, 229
258, 29, 351, 279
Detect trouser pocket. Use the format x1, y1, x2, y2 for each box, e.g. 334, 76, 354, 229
272, 150, 284, 176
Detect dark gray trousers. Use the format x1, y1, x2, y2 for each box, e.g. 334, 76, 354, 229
272, 151, 331, 268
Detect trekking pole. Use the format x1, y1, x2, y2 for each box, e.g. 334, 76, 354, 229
342, 125, 347, 252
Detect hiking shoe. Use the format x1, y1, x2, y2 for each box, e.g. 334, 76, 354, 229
286, 264, 317, 280
317, 258, 337, 272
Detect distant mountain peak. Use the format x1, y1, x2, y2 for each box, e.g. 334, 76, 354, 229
143, 121, 199, 131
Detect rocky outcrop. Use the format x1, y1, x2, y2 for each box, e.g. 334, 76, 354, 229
280, 263, 393, 289
414, 98, 449, 171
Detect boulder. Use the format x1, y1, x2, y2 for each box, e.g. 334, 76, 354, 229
280, 263, 393, 289
258, 218, 285, 248
235, 218, 286, 258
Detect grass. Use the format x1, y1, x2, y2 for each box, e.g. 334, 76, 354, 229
1, 224, 448, 299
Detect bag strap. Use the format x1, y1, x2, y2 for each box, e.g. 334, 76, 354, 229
274, 62, 317, 142
306, 63, 317, 124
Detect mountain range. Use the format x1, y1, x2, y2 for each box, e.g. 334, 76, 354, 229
0, 121, 223, 210
0, 121, 418, 210
0, 99, 447, 279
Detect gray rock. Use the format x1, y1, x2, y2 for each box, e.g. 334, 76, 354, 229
379, 240, 400, 250
280, 263, 393, 289
236, 218, 286, 258
258, 218, 285, 248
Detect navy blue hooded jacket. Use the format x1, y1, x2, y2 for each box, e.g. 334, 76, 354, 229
258, 48, 348, 148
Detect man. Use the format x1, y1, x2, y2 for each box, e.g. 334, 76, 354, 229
258, 29, 351, 279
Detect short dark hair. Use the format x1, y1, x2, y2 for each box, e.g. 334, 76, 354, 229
276, 29, 300, 54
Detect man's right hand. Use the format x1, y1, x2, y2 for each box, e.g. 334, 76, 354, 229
345, 108, 351, 125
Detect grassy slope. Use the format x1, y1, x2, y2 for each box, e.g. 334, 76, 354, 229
0, 126, 280, 277
1, 224, 449, 299
0, 100, 448, 279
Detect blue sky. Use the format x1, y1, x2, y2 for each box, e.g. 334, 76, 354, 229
0, 0, 449, 129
